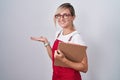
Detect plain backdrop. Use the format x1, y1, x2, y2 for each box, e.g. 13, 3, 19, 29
0, 0, 120, 80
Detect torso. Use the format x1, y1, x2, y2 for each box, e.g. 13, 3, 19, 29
52, 30, 84, 80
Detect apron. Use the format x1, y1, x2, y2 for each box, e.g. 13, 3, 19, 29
52, 31, 82, 80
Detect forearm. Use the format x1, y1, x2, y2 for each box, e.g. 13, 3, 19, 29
45, 45, 52, 59
44, 41, 52, 59
63, 58, 88, 73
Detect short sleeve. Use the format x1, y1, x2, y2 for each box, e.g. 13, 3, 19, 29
71, 33, 86, 46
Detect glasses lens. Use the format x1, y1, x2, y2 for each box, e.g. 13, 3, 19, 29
55, 14, 61, 19
55, 13, 71, 19
63, 14, 69, 18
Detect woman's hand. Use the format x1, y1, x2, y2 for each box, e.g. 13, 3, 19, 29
31, 36, 48, 43
54, 50, 66, 62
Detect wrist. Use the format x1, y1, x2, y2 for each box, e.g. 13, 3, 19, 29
44, 42, 50, 47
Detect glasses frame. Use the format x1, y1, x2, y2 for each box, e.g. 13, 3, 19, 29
55, 13, 72, 19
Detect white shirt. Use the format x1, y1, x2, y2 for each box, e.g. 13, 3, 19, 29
55, 30, 86, 46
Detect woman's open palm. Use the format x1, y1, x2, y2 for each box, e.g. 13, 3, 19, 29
31, 36, 48, 43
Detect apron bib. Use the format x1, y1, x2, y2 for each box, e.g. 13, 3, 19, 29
52, 39, 82, 80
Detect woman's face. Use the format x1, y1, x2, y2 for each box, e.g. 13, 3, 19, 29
55, 9, 75, 28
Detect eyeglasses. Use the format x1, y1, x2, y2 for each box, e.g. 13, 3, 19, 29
55, 13, 72, 19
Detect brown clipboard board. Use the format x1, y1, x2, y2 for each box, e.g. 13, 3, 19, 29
54, 42, 87, 67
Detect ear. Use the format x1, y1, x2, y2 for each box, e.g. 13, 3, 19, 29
72, 16, 75, 21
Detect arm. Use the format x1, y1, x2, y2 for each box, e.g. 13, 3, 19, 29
63, 52, 88, 73
44, 42, 52, 59
31, 36, 52, 59
54, 50, 88, 73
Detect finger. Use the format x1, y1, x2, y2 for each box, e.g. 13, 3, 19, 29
57, 50, 60, 54
57, 50, 62, 54
54, 50, 58, 58
54, 50, 57, 55
57, 50, 64, 57
31, 37, 36, 40
40, 36, 44, 38
31, 37, 39, 41
31, 37, 42, 42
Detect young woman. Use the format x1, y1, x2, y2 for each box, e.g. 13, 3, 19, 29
31, 3, 88, 80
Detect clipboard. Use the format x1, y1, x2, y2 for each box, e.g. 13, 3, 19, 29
54, 42, 87, 67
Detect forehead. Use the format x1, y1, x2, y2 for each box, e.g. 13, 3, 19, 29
56, 8, 71, 15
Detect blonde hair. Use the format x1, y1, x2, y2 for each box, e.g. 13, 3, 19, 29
54, 3, 75, 26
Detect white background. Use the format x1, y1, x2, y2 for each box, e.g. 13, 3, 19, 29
0, 0, 120, 80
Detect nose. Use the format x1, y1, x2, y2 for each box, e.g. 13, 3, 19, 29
61, 15, 64, 18
59, 16, 65, 21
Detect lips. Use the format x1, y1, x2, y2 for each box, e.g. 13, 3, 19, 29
61, 22, 65, 24
60, 22, 66, 26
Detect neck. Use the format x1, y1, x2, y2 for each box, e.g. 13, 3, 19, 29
62, 26, 75, 35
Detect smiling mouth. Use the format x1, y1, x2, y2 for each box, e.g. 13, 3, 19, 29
60, 21, 66, 24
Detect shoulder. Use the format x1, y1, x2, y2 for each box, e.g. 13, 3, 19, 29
71, 31, 86, 46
